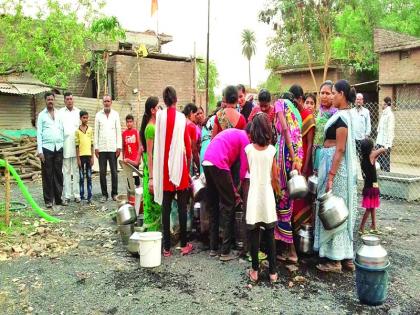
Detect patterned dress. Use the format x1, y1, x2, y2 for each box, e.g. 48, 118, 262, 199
273, 99, 303, 244
142, 123, 161, 231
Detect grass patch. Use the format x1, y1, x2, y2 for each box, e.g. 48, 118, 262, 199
0, 205, 36, 236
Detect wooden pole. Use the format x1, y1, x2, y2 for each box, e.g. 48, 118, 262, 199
4, 159, 11, 226
205, 0, 210, 114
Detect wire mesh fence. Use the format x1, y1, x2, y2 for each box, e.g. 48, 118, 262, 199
353, 101, 420, 202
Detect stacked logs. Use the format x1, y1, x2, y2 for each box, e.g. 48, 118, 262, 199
0, 135, 41, 182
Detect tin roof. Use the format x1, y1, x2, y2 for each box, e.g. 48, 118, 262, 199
0, 72, 52, 95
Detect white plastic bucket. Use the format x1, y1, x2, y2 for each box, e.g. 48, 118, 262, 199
135, 187, 143, 215
138, 231, 162, 268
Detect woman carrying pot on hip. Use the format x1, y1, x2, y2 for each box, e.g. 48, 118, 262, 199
314, 80, 358, 273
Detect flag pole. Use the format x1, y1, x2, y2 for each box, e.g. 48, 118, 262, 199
205, 0, 210, 115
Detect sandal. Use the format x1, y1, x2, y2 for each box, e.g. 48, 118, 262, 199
163, 249, 172, 257
180, 243, 194, 256
316, 262, 342, 273
246, 269, 258, 283
220, 252, 238, 262
358, 230, 366, 236
341, 259, 355, 272
269, 273, 279, 284
370, 229, 383, 235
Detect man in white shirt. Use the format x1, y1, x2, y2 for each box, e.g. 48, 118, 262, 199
58, 92, 80, 205
94, 95, 122, 202
376, 97, 395, 172
37, 92, 64, 208
350, 93, 371, 159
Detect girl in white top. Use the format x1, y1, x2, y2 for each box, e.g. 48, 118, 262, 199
245, 112, 279, 284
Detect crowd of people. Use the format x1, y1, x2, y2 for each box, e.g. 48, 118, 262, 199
36, 80, 396, 283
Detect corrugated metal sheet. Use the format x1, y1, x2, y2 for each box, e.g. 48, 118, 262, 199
0, 72, 52, 95
0, 95, 33, 129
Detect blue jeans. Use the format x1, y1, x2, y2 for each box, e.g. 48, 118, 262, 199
79, 156, 92, 201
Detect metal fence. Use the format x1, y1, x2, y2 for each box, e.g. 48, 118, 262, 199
353, 101, 420, 202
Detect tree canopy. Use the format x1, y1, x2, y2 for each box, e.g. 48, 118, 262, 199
259, 0, 420, 74
197, 60, 219, 111
241, 29, 257, 88
0, 0, 124, 88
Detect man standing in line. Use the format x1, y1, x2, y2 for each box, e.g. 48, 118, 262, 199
94, 95, 122, 202
351, 93, 371, 159
37, 92, 64, 208
58, 92, 80, 205
376, 96, 395, 172
237, 84, 254, 121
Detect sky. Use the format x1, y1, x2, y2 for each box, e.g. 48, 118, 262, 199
103, 0, 273, 94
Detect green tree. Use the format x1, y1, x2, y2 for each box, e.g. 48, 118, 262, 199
241, 29, 257, 88
197, 60, 219, 112
89, 16, 125, 99
333, 0, 420, 72
260, 0, 420, 79
258, 72, 282, 95
259, 0, 337, 92
0, 0, 104, 87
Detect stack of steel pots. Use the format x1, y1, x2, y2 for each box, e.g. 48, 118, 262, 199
116, 204, 137, 245
355, 235, 390, 306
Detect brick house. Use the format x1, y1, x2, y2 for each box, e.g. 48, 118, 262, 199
67, 30, 197, 128
374, 29, 420, 168
273, 61, 377, 103
374, 28, 420, 104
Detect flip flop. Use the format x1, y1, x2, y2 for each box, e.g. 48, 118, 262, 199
246, 269, 258, 283
269, 273, 279, 284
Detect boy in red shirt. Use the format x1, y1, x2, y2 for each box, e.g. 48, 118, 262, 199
122, 114, 142, 185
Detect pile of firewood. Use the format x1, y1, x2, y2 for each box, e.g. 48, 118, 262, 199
0, 134, 41, 182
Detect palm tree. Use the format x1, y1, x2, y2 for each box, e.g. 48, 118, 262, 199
241, 29, 256, 88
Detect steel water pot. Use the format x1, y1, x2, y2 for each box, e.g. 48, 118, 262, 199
192, 174, 206, 201
318, 190, 349, 230
297, 223, 314, 254
116, 204, 137, 225
118, 223, 134, 245
307, 174, 318, 195
287, 170, 308, 199
356, 235, 389, 269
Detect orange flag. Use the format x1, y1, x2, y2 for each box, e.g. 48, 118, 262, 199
151, 0, 158, 16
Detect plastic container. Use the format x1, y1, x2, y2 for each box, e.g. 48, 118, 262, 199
138, 231, 163, 268
355, 260, 390, 306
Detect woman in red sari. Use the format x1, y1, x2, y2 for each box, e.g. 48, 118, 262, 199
289, 85, 316, 234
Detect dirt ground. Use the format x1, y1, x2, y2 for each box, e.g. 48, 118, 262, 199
0, 176, 419, 315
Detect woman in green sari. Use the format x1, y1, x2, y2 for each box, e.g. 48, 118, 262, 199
139, 97, 162, 231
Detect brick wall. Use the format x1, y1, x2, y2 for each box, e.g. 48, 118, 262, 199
379, 85, 393, 104
279, 68, 339, 94
111, 55, 194, 128
66, 66, 93, 98
378, 48, 420, 85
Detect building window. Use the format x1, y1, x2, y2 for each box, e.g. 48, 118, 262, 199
399, 50, 410, 60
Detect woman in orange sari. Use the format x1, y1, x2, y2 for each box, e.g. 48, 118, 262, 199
289, 85, 316, 234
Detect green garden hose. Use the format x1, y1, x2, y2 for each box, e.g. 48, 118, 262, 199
0, 159, 60, 223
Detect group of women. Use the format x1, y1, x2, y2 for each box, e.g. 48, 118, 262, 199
139, 79, 358, 274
